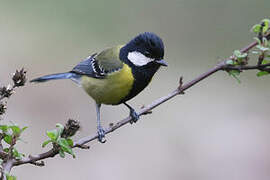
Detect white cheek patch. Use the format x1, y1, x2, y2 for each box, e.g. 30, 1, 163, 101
127, 51, 154, 66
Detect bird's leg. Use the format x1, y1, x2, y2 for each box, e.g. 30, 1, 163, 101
96, 103, 106, 143
123, 102, 139, 124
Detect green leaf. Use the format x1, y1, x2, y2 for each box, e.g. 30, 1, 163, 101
6, 173, 16, 180
0, 158, 3, 165
46, 129, 59, 141
10, 126, 20, 136
12, 148, 24, 160
228, 70, 241, 83
263, 37, 268, 47
58, 138, 69, 148
42, 140, 52, 148
58, 138, 72, 153
257, 71, 270, 77
21, 126, 28, 133
0, 125, 9, 132
12, 148, 19, 158
251, 24, 261, 33
66, 138, 73, 147
262, 59, 270, 65
262, 19, 270, 33
252, 50, 259, 54
56, 123, 64, 135
4, 134, 13, 145
226, 60, 234, 65
239, 53, 248, 59
254, 37, 261, 45
233, 50, 247, 62
58, 138, 75, 158
256, 45, 269, 52
3, 148, 9, 153
233, 50, 241, 57
229, 70, 240, 76
59, 149, 65, 158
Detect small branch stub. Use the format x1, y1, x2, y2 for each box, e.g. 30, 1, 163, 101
140, 105, 152, 115
178, 76, 184, 94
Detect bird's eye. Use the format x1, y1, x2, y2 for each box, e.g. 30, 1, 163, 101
144, 51, 151, 57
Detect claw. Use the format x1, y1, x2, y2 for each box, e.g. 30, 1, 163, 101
97, 127, 106, 143
130, 109, 139, 124
123, 102, 140, 124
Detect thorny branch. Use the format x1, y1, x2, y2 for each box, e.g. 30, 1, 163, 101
1, 29, 270, 178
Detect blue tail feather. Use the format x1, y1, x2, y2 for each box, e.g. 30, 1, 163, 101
30, 72, 79, 83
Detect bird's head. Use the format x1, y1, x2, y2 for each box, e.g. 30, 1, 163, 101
121, 32, 167, 68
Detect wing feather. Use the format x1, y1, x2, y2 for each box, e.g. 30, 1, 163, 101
70, 46, 124, 79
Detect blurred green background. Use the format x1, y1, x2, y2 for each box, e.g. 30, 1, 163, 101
1, 0, 270, 179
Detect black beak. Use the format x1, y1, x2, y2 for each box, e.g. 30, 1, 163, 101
155, 59, 168, 66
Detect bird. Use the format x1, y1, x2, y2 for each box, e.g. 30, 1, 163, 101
30, 32, 167, 143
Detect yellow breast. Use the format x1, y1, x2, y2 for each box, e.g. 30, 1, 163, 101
80, 64, 134, 105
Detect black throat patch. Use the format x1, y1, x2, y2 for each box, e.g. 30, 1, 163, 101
118, 47, 160, 104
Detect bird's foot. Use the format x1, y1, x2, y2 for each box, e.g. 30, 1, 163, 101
130, 109, 139, 124
97, 127, 106, 143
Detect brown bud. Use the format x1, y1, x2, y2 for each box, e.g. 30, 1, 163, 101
0, 102, 7, 116
61, 119, 80, 138
0, 85, 13, 98
12, 68, 27, 87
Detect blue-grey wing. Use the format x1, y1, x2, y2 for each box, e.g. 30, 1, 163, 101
70, 53, 105, 78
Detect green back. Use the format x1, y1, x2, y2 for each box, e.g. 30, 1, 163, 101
96, 45, 124, 72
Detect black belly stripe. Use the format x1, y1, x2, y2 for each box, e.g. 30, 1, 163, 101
118, 64, 160, 104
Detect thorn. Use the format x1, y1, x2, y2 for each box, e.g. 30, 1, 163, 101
141, 111, 152, 115
179, 76, 183, 88
257, 54, 264, 67
109, 123, 114, 127
178, 76, 185, 94
140, 105, 152, 115
30, 161, 45, 167
28, 155, 45, 167
77, 144, 90, 149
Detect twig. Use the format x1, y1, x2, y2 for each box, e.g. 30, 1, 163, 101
222, 63, 270, 70
7, 31, 270, 171
14, 150, 58, 166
